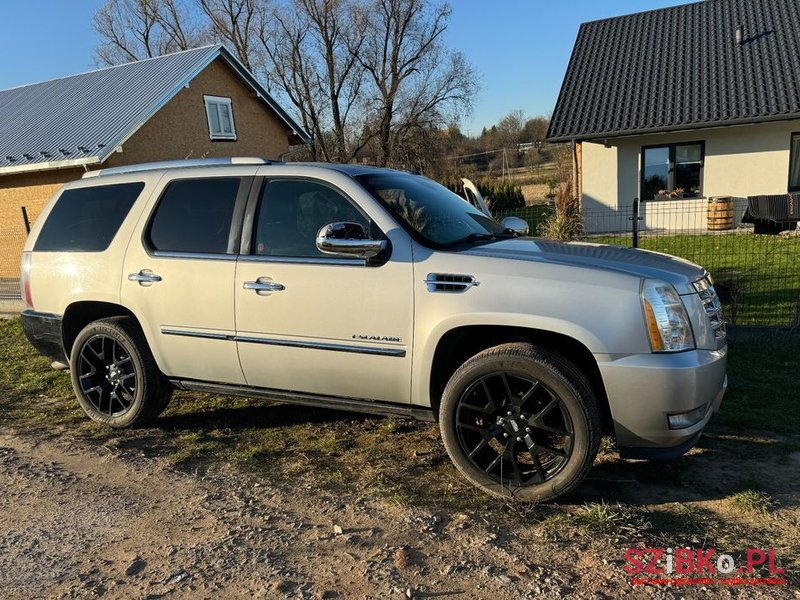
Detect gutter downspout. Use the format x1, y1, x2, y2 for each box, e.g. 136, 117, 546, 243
572, 139, 583, 212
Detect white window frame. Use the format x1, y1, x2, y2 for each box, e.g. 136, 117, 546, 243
203, 95, 237, 141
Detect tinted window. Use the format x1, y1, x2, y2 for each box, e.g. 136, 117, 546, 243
252, 179, 371, 258
34, 182, 144, 252
356, 173, 504, 246
148, 178, 241, 254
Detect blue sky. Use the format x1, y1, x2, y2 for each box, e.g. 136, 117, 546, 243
0, 0, 690, 134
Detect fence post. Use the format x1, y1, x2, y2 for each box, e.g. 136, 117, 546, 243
629, 198, 640, 248
21, 206, 31, 235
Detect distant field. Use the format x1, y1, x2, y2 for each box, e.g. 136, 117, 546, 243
520, 183, 550, 203
471, 161, 560, 204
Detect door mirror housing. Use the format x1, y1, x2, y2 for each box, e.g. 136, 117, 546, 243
500, 216, 530, 236
316, 222, 387, 258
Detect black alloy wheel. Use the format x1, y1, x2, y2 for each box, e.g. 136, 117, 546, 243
77, 334, 137, 418
455, 372, 574, 485
439, 343, 600, 502
69, 318, 172, 428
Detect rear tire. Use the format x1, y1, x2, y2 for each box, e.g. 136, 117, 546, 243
439, 342, 600, 502
69, 317, 172, 428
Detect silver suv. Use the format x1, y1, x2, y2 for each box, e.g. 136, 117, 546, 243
21, 158, 727, 501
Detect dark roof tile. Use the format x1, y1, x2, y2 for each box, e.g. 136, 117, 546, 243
547, 0, 800, 142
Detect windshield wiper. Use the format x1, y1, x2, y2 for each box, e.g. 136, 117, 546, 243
443, 232, 500, 247
444, 227, 525, 247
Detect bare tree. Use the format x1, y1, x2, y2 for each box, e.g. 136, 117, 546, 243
260, 7, 328, 159
198, 0, 262, 71
495, 109, 526, 148
93, 0, 205, 65
258, 0, 370, 162
521, 116, 549, 146
91, 0, 477, 164
93, 0, 160, 64
356, 0, 477, 166
156, 0, 209, 50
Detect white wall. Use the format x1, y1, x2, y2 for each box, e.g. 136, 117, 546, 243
581, 118, 800, 233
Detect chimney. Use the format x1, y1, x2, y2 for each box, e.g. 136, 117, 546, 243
736, 25, 744, 45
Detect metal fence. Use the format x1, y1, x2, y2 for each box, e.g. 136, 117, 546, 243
496, 198, 800, 327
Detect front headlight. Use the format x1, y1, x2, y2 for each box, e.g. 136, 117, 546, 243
641, 279, 695, 352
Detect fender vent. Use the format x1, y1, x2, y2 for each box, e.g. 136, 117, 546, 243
425, 273, 480, 293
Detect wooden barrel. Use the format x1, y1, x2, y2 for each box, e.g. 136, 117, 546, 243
707, 196, 734, 231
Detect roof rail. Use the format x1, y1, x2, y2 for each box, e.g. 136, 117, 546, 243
82, 157, 277, 178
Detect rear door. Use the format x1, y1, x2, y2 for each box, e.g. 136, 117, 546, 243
122, 175, 251, 384
234, 175, 414, 404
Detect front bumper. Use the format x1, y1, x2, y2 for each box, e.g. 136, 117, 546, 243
597, 346, 727, 457
21, 310, 67, 364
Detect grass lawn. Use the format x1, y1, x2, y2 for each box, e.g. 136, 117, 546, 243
496, 206, 800, 327
1, 316, 799, 585
632, 233, 800, 327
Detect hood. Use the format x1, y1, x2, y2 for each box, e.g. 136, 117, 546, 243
463, 238, 706, 293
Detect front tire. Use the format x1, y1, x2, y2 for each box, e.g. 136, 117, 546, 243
69, 318, 172, 428
439, 343, 600, 502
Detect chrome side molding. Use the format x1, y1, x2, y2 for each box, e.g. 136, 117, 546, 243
160, 328, 406, 357
236, 335, 406, 357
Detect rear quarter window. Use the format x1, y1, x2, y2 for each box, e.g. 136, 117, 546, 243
34, 182, 145, 252
146, 178, 241, 254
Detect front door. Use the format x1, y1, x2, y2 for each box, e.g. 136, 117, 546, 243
122, 176, 250, 385
234, 177, 414, 404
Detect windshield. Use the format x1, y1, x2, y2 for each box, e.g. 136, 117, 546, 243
355, 172, 506, 246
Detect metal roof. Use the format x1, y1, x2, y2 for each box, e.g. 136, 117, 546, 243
0, 45, 310, 176
547, 0, 800, 142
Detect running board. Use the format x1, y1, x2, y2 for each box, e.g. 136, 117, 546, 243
170, 379, 436, 422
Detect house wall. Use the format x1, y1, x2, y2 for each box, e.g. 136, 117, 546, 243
0, 168, 83, 278
0, 57, 296, 278
581, 118, 800, 233
105, 57, 292, 167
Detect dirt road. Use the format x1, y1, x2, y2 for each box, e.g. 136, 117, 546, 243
0, 422, 800, 600
0, 432, 612, 599
2, 429, 799, 600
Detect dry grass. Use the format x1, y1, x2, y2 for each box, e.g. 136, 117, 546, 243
538, 182, 583, 240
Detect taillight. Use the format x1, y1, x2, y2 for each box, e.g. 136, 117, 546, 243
21, 252, 33, 310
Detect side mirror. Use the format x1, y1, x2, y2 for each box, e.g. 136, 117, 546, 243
316, 222, 387, 259
500, 216, 530, 236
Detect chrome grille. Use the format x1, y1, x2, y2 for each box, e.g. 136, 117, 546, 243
693, 276, 726, 342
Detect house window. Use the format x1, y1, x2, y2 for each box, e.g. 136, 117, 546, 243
642, 142, 704, 200
790, 133, 800, 192
204, 95, 236, 140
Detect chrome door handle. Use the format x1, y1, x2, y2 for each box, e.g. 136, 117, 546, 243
243, 280, 285, 293
128, 270, 162, 284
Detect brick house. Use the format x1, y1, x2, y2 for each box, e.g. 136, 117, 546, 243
0, 44, 308, 279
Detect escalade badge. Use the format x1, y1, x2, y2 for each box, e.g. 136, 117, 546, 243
352, 334, 402, 343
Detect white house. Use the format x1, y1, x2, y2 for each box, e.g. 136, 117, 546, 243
547, 0, 800, 233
